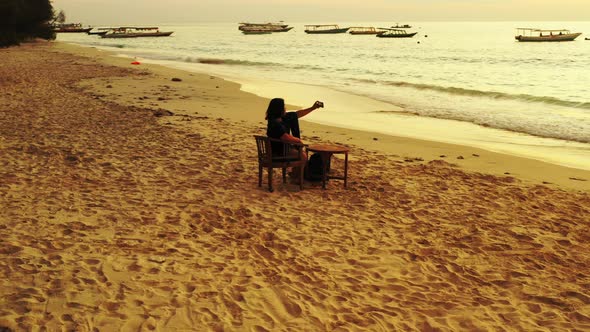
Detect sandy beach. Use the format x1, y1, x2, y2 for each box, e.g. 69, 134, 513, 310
1, 41, 590, 331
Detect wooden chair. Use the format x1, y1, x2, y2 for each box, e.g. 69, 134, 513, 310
254, 135, 307, 192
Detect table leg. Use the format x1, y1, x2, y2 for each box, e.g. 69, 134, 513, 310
321, 152, 330, 189
344, 152, 348, 188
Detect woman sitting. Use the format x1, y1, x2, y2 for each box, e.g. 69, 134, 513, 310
265, 97, 323, 174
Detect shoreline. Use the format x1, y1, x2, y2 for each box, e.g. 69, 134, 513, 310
1, 40, 590, 331
57, 33, 590, 173
57, 41, 590, 192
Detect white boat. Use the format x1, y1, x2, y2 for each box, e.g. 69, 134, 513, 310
101, 27, 173, 38
348, 27, 384, 35
515, 28, 581, 42
238, 22, 292, 32
53, 23, 91, 33
376, 28, 417, 38
304, 25, 349, 34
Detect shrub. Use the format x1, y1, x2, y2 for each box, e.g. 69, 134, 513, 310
0, 0, 55, 47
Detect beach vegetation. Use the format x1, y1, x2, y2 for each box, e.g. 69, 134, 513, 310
0, 0, 55, 47
52, 9, 65, 25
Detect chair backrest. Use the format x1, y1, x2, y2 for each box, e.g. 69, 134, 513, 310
254, 135, 272, 163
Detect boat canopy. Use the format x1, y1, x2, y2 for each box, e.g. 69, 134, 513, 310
349, 27, 377, 32
516, 28, 571, 35
304, 24, 339, 29
378, 28, 409, 34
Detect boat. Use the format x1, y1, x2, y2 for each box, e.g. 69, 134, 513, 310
391, 23, 412, 29
239, 25, 293, 33
585, 38, 590, 40
348, 27, 384, 35
515, 28, 581, 42
238, 22, 292, 32
87, 28, 113, 36
304, 25, 349, 34
241, 30, 272, 35
376, 28, 417, 38
239, 22, 289, 29
101, 27, 174, 38
53, 23, 92, 33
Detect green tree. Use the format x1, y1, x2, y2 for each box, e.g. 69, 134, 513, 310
0, 0, 56, 47
55, 9, 65, 24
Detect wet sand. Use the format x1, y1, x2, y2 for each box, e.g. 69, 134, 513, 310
1, 41, 589, 331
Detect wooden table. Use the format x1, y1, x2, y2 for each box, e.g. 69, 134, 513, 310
306, 144, 349, 189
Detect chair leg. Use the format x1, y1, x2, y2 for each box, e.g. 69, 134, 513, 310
258, 165, 262, 187
282, 168, 287, 183
299, 164, 304, 190
268, 167, 274, 192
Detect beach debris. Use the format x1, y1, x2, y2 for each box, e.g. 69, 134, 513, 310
152, 108, 174, 117
131, 61, 141, 65
373, 137, 378, 141
439, 155, 446, 158
404, 157, 423, 162
216, 86, 220, 88
106, 84, 112, 88
171, 77, 182, 82
428, 160, 452, 167
148, 256, 166, 263
457, 156, 464, 159
64, 154, 80, 165
569, 177, 587, 182
472, 154, 480, 157
504, 172, 511, 175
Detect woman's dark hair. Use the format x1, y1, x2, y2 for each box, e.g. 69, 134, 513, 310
265, 98, 285, 121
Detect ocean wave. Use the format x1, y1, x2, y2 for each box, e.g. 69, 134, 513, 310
373, 108, 590, 144
179, 56, 279, 67
356, 79, 590, 110
74, 41, 126, 49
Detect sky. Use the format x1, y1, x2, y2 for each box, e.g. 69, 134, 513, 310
51, 0, 590, 25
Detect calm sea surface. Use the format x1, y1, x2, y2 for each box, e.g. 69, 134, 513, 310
57, 22, 590, 169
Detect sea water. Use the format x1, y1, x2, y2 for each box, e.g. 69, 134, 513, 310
57, 22, 590, 170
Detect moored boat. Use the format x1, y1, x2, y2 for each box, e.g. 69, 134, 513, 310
391, 23, 412, 29
53, 23, 92, 33
515, 28, 581, 42
348, 27, 384, 35
376, 28, 417, 38
304, 25, 349, 34
241, 30, 273, 35
101, 27, 174, 38
239, 22, 289, 29
239, 25, 293, 33
87, 28, 113, 36
238, 22, 292, 32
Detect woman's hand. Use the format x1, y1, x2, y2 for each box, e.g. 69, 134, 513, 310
313, 101, 324, 109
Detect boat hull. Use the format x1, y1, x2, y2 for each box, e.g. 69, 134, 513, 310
349, 31, 380, 35
515, 33, 581, 42
54, 28, 92, 33
305, 28, 349, 34
102, 31, 174, 38
376, 32, 417, 38
240, 26, 292, 33
241, 31, 272, 35
239, 23, 289, 30
88, 30, 109, 36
